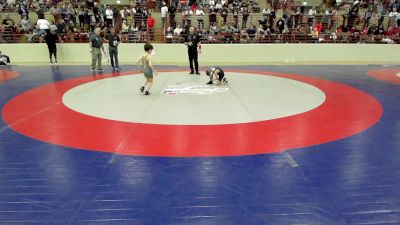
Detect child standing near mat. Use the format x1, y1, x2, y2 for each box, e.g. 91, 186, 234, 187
137, 43, 158, 95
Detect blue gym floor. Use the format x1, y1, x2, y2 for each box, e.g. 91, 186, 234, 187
0, 65, 399, 225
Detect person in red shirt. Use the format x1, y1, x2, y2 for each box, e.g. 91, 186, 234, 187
146, 13, 155, 41
315, 22, 323, 33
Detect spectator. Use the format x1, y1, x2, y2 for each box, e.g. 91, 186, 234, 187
60, 3, 68, 19
105, 5, 113, 27
78, 6, 84, 28
209, 8, 217, 25
247, 25, 257, 40
241, 5, 249, 29
146, 13, 155, 40
397, 9, 400, 27
209, 22, 218, 34
262, 7, 270, 24
95, 3, 104, 22
174, 24, 183, 35
308, 6, 317, 26
68, 3, 76, 26
130, 22, 139, 33
156, 0, 162, 12
120, 6, 130, 21
388, 8, 397, 28
166, 26, 173, 42
20, 15, 30, 33
220, 6, 228, 24
170, 0, 178, 7
169, 4, 177, 28
324, 8, 332, 30
50, 5, 59, 22
315, 21, 323, 33
56, 19, 65, 33
121, 20, 129, 33
18, 4, 28, 18
142, 7, 150, 21
269, 9, 276, 27
348, 4, 359, 28
161, 2, 168, 32
89, 9, 97, 32
86, 0, 94, 8
2, 14, 15, 28
45, 26, 61, 64
232, 8, 239, 25
364, 8, 372, 28
196, 6, 204, 30
376, 2, 384, 15
182, 8, 192, 27
215, 0, 223, 10
294, 6, 302, 27
375, 23, 385, 35
209, 0, 216, 8
276, 17, 285, 33
7, 0, 16, 7
0, 25, 6, 43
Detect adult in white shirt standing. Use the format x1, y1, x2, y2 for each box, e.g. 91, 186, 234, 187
105, 5, 114, 27
215, 0, 223, 10
308, 6, 317, 26
388, 8, 398, 28
161, 2, 168, 33
196, 7, 205, 30
208, 0, 215, 8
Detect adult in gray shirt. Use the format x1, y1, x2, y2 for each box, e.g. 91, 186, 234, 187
89, 27, 103, 71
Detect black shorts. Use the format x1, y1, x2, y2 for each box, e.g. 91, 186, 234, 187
218, 73, 225, 81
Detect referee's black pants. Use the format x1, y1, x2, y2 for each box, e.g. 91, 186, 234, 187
188, 49, 199, 73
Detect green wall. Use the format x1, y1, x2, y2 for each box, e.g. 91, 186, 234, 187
1, 44, 399, 65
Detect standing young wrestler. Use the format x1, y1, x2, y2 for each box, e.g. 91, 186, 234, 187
137, 43, 158, 95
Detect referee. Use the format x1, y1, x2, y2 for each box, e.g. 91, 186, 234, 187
185, 27, 201, 75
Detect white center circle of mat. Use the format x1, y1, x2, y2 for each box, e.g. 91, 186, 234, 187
62, 72, 326, 125
396, 72, 400, 78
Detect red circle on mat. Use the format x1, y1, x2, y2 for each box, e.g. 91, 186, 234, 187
0, 70, 19, 83
2, 70, 383, 157
367, 68, 400, 84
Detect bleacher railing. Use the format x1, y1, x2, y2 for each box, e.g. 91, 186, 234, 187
1, 32, 399, 44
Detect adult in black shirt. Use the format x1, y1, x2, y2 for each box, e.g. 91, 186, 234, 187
241, 6, 249, 29
209, 9, 217, 26
348, 5, 358, 28
169, 5, 177, 28
185, 27, 201, 75
45, 30, 61, 64
276, 18, 285, 34
106, 27, 121, 70
220, 7, 228, 24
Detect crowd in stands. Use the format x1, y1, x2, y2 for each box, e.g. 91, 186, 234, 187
0, 0, 399, 44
